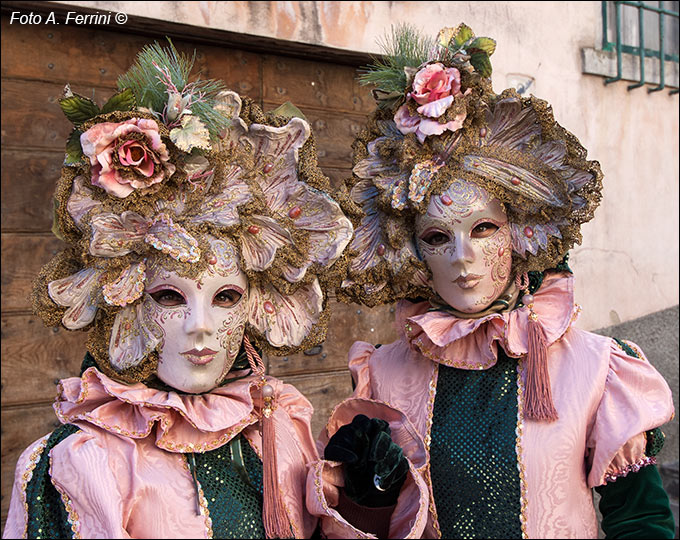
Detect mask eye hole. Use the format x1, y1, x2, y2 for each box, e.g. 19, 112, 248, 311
471, 222, 499, 239
214, 288, 243, 308
149, 288, 186, 307
420, 230, 450, 246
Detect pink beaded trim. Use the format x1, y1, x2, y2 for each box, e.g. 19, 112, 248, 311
603, 456, 656, 483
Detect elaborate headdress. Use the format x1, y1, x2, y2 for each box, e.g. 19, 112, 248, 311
33, 41, 353, 384
339, 24, 603, 307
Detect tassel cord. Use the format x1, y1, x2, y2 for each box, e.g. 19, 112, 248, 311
243, 335, 291, 539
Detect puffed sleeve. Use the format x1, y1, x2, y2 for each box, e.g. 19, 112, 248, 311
306, 398, 430, 539
3, 434, 51, 539
586, 338, 674, 488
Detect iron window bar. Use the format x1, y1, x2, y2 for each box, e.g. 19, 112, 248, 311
602, 0, 679, 94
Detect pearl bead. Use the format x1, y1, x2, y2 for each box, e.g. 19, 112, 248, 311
377, 244, 386, 256
262, 384, 274, 398
522, 294, 534, 305
263, 301, 275, 314
498, 247, 505, 257
479, 127, 487, 137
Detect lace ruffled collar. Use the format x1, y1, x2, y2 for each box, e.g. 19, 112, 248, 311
398, 272, 580, 369
54, 367, 271, 453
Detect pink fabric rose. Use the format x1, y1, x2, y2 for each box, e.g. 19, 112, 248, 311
393, 62, 467, 142
80, 118, 176, 198
394, 104, 467, 144
411, 63, 461, 106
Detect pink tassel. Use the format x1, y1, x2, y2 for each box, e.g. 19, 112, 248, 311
243, 336, 290, 539
523, 299, 559, 422
261, 391, 290, 539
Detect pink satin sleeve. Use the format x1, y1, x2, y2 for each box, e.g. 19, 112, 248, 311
272, 382, 319, 538
48, 425, 210, 539
586, 339, 674, 487
3, 434, 51, 539
306, 398, 430, 539
49, 429, 133, 538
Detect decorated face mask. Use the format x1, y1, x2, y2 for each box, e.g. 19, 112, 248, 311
144, 240, 248, 393
416, 178, 513, 313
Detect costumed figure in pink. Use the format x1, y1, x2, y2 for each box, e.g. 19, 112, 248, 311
306, 24, 675, 539
3, 42, 353, 539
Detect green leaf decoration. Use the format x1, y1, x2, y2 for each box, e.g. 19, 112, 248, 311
470, 52, 493, 78
59, 94, 100, 125
437, 27, 457, 49
452, 24, 475, 48
170, 115, 211, 152
469, 37, 497, 56
269, 101, 307, 121
64, 128, 85, 166
100, 88, 136, 115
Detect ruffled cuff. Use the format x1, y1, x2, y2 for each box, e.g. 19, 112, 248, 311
586, 339, 674, 487
309, 397, 430, 538
306, 458, 429, 539
601, 432, 657, 483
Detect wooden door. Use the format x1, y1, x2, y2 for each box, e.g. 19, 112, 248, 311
1, 13, 397, 527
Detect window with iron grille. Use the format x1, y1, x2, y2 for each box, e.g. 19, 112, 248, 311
582, 1, 679, 94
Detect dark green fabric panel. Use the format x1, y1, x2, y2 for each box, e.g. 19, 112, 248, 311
595, 464, 675, 539
429, 349, 522, 539
189, 434, 268, 539
26, 423, 81, 539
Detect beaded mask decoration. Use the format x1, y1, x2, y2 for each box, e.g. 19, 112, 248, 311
33, 41, 353, 384
338, 24, 603, 307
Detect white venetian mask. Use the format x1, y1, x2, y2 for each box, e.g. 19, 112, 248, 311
143, 239, 248, 393
415, 178, 513, 313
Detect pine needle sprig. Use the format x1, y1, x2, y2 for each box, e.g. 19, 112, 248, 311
117, 40, 193, 112
358, 24, 434, 94
117, 39, 230, 139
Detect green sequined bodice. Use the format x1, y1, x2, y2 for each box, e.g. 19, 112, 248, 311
187, 434, 267, 539
429, 349, 522, 539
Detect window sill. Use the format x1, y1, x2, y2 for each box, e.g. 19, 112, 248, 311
581, 47, 679, 89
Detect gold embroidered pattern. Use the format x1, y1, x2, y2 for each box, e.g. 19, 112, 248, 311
49, 477, 83, 539
19, 434, 50, 538
515, 359, 529, 539
422, 362, 442, 538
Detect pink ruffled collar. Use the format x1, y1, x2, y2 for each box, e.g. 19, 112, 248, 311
54, 367, 271, 453
398, 272, 580, 369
